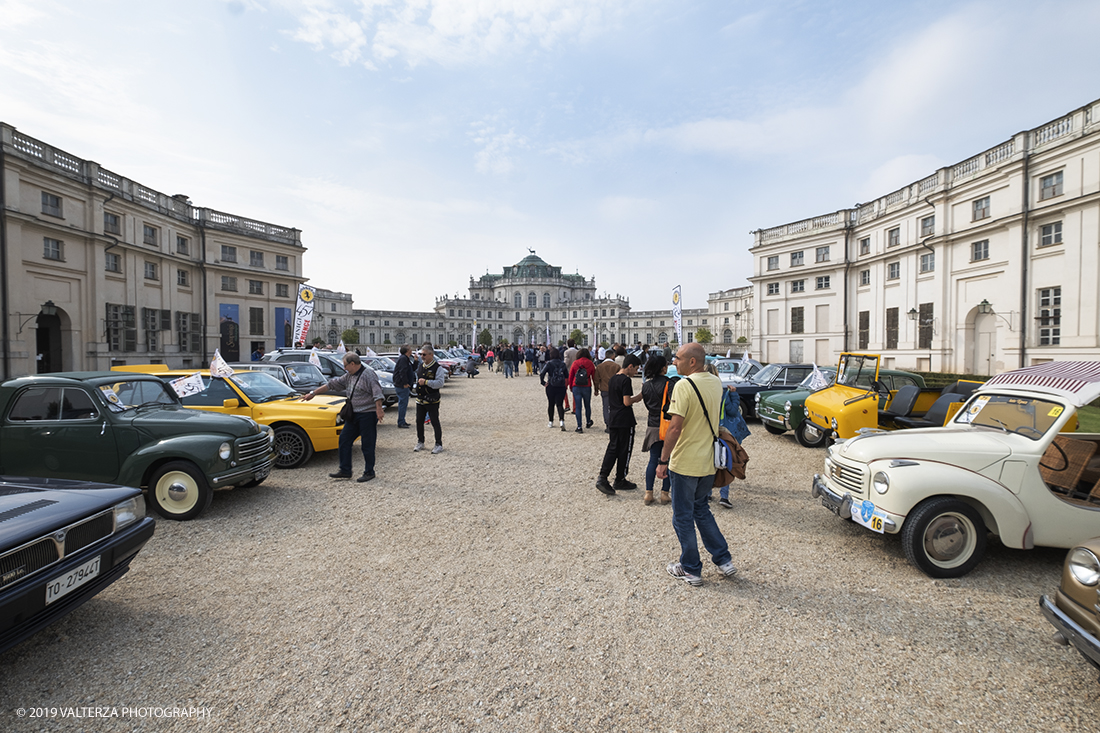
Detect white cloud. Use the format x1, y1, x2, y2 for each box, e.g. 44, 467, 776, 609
0, 0, 47, 26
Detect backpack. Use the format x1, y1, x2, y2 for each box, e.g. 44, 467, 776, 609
658, 376, 681, 441
547, 361, 568, 388
575, 365, 590, 387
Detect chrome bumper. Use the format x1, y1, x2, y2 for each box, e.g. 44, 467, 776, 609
1040, 594, 1100, 671
211, 455, 274, 487
811, 474, 897, 532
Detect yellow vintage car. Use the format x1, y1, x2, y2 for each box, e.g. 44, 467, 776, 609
113, 366, 344, 469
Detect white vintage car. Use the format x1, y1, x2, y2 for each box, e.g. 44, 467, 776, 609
811, 361, 1100, 577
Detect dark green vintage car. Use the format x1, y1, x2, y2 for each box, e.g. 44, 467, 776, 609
0, 372, 274, 520
756, 367, 925, 447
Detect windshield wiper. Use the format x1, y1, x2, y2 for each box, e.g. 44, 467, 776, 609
990, 418, 1009, 432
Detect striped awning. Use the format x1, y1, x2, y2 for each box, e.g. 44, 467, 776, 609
980, 362, 1100, 407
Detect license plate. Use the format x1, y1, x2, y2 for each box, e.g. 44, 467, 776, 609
851, 499, 886, 534
45, 555, 101, 604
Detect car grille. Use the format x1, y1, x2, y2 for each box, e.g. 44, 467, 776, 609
825, 456, 867, 498
237, 433, 270, 462
0, 509, 115, 591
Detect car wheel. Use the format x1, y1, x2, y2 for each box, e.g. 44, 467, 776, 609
902, 498, 987, 578
764, 424, 786, 435
149, 461, 212, 521
273, 425, 314, 469
795, 421, 827, 448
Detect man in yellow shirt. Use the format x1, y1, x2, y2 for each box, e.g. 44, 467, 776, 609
656, 343, 737, 586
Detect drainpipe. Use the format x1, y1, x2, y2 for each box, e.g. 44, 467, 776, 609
1019, 145, 1030, 368
0, 142, 8, 379
199, 219, 209, 366
842, 212, 852, 352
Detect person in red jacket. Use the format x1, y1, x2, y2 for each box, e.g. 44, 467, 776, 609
568, 348, 597, 433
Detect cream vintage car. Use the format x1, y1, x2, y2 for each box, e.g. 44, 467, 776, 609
811, 361, 1100, 578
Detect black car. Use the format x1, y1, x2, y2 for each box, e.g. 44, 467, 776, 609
0, 477, 155, 655
731, 363, 814, 418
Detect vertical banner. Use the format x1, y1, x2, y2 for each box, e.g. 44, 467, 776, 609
293, 284, 315, 348
672, 285, 683, 346
275, 307, 292, 349
545, 324, 550, 346
219, 304, 240, 362
473, 319, 477, 349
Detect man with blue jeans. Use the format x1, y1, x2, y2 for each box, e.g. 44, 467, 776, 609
656, 343, 737, 586
393, 345, 415, 428
304, 352, 385, 483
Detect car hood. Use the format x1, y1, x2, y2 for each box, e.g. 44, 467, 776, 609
129, 406, 259, 438
0, 477, 142, 551
837, 427, 1013, 471
760, 389, 811, 407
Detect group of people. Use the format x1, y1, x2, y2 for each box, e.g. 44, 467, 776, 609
481, 343, 550, 378
302, 343, 446, 483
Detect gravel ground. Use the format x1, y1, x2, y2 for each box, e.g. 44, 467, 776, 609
2, 371, 1099, 732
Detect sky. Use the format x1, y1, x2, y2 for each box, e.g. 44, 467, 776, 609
1, 0, 1098, 312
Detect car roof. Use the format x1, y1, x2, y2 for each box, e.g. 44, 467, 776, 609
4, 371, 164, 388
980, 361, 1100, 406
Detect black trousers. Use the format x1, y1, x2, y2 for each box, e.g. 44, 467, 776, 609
599, 426, 635, 483
416, 402, 442, 446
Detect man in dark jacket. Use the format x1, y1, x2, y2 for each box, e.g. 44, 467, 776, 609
393, 345, 415, 428
414, 344, 446, 454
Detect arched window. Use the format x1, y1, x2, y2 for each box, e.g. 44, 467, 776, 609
395, 332, 406, 345
723, 329, 733, 344
328, 329, 339, 344
528, 292, 537, 308
658, 332, 668, 344
514, 292, 522, 309
543, 292, 551, 308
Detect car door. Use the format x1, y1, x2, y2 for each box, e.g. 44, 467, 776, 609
1, 386, 120, 482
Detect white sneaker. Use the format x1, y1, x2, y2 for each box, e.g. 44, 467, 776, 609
431, 445, 444, 454
414, 442, 424, 452
666, 561, 703, 587
717, 561, 738, 578
548, 421, 553, 428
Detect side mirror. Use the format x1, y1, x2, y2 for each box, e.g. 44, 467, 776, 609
222, 398, 240, 409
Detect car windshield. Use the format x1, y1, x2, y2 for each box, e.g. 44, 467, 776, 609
370, 357, 396, 371
715, 362, 738, 373
752, 364, 782, 384
283, 363, 325, 387
735, 361, 756, 377
952, 393, 1065, 439
836, 355, 879, 387
227, 372, 299, 403
99, 379, 179, 410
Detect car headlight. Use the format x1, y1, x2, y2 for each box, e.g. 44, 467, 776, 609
380, 380, 394, 388
114, 496, 145, 529
872, 471, 890, 494
1068, 548, 1100, 586
784, 400, 792, 411
830, 417, 838, 431
755, 393, 760, 404
219, 442, 232, 461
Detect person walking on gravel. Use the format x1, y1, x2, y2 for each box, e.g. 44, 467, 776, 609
568, 348, 596, 433
414, 344, 446, 454
595, 354, 644, 496
641, 354, 675, 505
304, 352, 384, 483
540, 347, 569, 430
656, 343, 737, 586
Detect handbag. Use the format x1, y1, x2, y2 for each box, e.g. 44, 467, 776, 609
339, 369, 364, 422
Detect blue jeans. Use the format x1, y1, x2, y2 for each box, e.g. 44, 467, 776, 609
339, 412, 378, 476
669, 470, 731, 577
646, 442, 670, 493
395, 387, 411, 426
572, 386, 592, 428
503, 362, 514, 378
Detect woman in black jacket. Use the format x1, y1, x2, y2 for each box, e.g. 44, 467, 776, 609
640, 354, 675, 505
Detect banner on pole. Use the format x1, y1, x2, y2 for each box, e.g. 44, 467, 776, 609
672, 285, 683, 346
292, 284, 315, 347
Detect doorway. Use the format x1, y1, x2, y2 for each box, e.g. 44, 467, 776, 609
35, 313, 62, 373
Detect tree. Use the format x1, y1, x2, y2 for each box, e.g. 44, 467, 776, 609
448, 340, 458, 347
341, 328, 359, 344
311, 336, 324, 345
737, 336, 748, 344
569, 328, 584, 345
695, 327, 713, 344
478, 328, 493, 346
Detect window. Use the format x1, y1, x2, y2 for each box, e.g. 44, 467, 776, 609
276, 283, 289, 298
176, 236, 189, 255
177, 269, 190, 287
972, 197, 990, 221
572, 310, 578, 318
917, 215, 933, 238
249, 280, 264, 295
791, 251, 804, 266
144, 261, 158, 280
887, 263, 900, 280
584, 310, 589, 318
221, 276, 237, 291
448, 309, 454, 317
859, 237, 870, 255
515, 313, 520, 321
972, 240, 989, 261
250, 251, 264, 267
43, 237, 63, 261
767, 283, 779, 296
544, 293, 551, 308
332, 304, 338, 313
106, 303, 137, 352
918, 303, 934, 349
610, 308, 616, 316
859, 269, 870, 286
1040, 222, 1062, 247
383, 321, 390, 326
354, 319, 360, 326
104, 212, 121, 234
723, 329, 732, 343
815, 246, 830, 263
767, 256, 779, 271
815, 276, 830, 290
143, 224, 158, 246
791, 280, 805, 293
369, 320, 375, 326
723, 303, 728, 312
221, 245, 237, 263
885, 307, 899, 349
1040, 171, 1063, 201
105, 252, 121, 273
250, 307, 264, 335
41, 192, 62, 217
858, 311, 869, 350
143, 307, 170, 351
514, 293, 522, 309
887, 227, 900, 247
276, 255, 289, 271
602, 309, 608, 317
1038, 287, 1061, 345
920, 252, 935, 273
791, 307, 804, 334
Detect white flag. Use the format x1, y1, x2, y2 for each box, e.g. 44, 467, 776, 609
362, 346, 378, 358
336, 340, 346, 357
210, 349, 234, 378
170, 372, 205, 398
740, 350, 748, 366
726, 349, 732, 358
807, 363, 830, 392
309, 347, 322, 369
